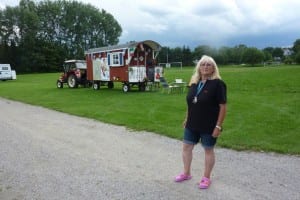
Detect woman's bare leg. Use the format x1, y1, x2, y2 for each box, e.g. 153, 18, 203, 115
203, 148, 215, 178
182, 143, 194, 175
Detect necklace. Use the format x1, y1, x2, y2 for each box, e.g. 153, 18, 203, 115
192, 81, 206, 104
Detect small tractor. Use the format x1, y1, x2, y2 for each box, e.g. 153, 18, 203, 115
56, 60, 89, 88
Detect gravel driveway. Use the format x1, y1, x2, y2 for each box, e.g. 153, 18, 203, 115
0, 97, 299, 200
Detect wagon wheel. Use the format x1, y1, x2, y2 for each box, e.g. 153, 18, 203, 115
56, 80, 63, 88
67, 74, 78, 88
122, 84, 130, 92
93, 81, 100, 90
138, 82, 146, 91
107, 81, 114, 89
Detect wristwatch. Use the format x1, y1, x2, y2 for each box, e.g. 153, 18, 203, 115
215, 125, 222, 131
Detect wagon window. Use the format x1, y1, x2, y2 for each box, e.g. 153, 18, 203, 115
113, 54, 119, 65
109, 52, 123, 67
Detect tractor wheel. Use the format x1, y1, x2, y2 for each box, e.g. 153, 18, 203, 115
67, 74, 78, 88
107, 81, 114, 89
93, 82, 100, 90
122, 84, 130, 92
56, 80, 63, 88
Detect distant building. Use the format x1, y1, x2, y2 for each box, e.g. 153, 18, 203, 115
282, 46, 293, 56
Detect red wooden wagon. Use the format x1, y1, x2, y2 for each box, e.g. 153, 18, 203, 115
85, 40, 163, 92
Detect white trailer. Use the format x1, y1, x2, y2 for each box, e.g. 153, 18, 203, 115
0, 64, 17, 81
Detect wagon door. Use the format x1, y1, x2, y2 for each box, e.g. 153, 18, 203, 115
128, 66, 146, 82
92, 58, 110, 81
128, 46, 146, 83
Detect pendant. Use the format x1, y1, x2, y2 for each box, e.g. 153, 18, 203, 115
192, 96, 197, 104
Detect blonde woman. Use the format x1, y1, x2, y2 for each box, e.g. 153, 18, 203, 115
174, 55, 227, 189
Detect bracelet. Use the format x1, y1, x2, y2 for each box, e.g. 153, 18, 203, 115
215, 125, 222, 131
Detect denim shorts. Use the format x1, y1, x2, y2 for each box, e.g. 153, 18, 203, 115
183, 128, 217, 148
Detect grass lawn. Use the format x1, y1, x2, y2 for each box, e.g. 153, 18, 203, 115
0, 65, 299, 155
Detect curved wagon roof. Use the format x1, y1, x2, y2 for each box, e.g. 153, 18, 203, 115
85, 40, 161, 54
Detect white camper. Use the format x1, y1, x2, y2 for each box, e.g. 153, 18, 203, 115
0, 64, 17, 81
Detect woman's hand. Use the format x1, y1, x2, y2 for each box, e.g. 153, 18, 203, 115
182, 119, 187, 128
212, 127, 221, 138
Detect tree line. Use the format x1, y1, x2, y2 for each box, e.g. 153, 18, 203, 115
157, 41, 300, 66
1, 0, 300, 73
0, 0, 122, 73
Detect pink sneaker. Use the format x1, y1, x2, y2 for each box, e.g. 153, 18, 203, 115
198, 177, 211, 189
174, 173, 192, 182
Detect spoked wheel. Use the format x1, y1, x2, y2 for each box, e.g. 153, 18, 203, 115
122, 84, 130, 92
56, 80, 63, 88
93, 81, 100, 90
67, 74, 78, 88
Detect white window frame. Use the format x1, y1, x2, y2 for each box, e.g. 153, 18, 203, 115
109, 52, 123, 67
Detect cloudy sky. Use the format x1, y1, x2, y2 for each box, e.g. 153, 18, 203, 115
1, 0, 300, 49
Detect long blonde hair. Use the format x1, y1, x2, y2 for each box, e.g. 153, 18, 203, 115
189, 55, 221, 86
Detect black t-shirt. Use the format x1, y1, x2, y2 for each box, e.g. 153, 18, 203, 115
185, 79, 227, 133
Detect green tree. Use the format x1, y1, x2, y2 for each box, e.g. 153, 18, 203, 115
295, 52, 300, 64
182, 46, 193, 66
263, 47, 274, 62
284, 56, 293, 64
263, 51, 272, 62
0, 6, 21, 73
0, 5, 22, 45
193, 45, 217, 61
215, 46, 231, 65
243, 47, 264, 66
273, 47, 284, 60
37, 0, 122, 58
0, 0, 122, 73
232, 44, 247, 64
292, 39, 300, 54
18, 0, 40, 72
157, 46, 170, 63
170, 47, 182, 62
263, 47, 274, 55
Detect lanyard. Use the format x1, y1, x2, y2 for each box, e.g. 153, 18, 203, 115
195, 81, 205, 96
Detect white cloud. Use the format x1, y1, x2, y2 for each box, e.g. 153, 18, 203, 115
2, 0, 300, 48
